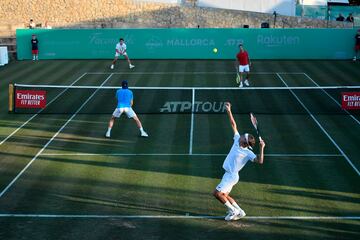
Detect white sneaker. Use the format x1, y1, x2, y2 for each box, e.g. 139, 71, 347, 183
233, 208, 246, 220
225, 209, 240, 221
239, 82, 243, 88
140, 131, 148, 137
129, 64, 135, 69
244, 79, 249, 86
105, 131, 110, 138
110, 64, 114, 69
353, 57, 357, 61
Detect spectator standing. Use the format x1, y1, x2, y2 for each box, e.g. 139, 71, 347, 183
31, 34, 39, 61
346, 13, 354, 23
29, 19, 36, 29
354, 29, 360, 61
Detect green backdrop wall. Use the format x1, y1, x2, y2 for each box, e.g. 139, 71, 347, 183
17, 28, 358, 60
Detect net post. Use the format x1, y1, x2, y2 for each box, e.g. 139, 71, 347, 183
8, 83, 14, 113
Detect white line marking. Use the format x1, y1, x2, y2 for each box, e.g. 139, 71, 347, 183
39, 153, 342, 157
302, 72, 360, 126
189, 88, 195, 154
0, 72, 88, 146
0, 74, 114, 198
276, 73, 360, 176
86, 71, 307, 75
0, 214, 358, 220
13, 84, 360, 90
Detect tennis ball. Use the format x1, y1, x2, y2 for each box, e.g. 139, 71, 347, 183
213, 48, 218, 53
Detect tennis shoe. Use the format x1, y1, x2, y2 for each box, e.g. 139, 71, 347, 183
141, 131, 148, 137
105, 131, 111, 138
129, 64, 135, 69
110, 64, 114, 69
353, 57, 357, 61
239, 82, 243, 88
225, 209, 240, 221
233, 208, 246, 220
244, 79, 249, 86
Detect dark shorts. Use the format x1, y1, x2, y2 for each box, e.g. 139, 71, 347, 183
355, 45, 360, 51
32, 49, 39, 54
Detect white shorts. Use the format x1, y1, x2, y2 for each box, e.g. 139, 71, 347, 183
239, 65, 250, 73
112, 107, 136, 118
115, 52, 128, 57
216, 172, 239, 193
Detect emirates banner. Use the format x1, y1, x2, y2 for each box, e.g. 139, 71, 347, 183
15, 90, 46, 108
341, 92, 360, 110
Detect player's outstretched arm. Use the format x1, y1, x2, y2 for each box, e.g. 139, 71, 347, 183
225, 102, 237, 134
254, 139, 266, 164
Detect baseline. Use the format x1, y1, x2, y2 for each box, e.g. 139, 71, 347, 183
0, 213, 359, 220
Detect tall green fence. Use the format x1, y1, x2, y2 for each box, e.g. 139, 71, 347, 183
17, 28, 358, 60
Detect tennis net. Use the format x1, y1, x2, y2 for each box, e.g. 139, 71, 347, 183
9, 83, 360, 115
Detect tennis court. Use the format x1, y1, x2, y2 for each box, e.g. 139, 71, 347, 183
0, 60, 359, 239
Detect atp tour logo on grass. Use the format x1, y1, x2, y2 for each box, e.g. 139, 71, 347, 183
15, 90, 46, 108
341, 92, 360, 110
160, 101, 226, 113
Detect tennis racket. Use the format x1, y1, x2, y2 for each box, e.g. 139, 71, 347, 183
250, 112, 262, 141
234, 63, 240, 84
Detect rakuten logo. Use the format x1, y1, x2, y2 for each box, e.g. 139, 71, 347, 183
160, 101, 226, 113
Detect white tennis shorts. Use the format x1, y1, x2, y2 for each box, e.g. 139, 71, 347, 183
216, 172, 239, 193
239, 65, 250, 73
112, 107, 136, 118
115, 52, 128, 57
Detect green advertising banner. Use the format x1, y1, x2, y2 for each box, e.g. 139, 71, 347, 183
17, 28, 358, 60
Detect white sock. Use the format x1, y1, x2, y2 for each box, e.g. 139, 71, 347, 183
139, 127, 144, 131
224, 201, 236, 213
232, 202, 241, 210
107, 127, 111, 133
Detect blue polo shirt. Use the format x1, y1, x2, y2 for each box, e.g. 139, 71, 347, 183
116, 89, 133, 108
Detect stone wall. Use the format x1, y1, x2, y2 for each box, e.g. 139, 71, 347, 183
0, 0, 352, 33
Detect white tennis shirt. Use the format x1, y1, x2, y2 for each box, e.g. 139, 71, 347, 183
222, 132, 256, 174
116, 42, 127, 53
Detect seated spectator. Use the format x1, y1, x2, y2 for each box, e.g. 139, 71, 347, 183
346, 13, 354, 23
29, 19, 36, 29
44, 21, 52, 29
336, 14, 345, 21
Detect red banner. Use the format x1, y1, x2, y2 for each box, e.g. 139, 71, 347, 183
15, 90, 46, 108
341, 92, 360, 110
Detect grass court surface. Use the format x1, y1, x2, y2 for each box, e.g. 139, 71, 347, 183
0, 60, 359, 240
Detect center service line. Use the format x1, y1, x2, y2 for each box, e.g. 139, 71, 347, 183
189, 88, 195, 155
0, 74, 114, 199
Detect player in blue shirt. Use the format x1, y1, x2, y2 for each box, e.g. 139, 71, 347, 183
106, 80, 148, 138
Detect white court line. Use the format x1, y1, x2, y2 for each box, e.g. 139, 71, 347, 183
189, 88, 195, 154
302, 72, 360, 126
0, 72, 88, 146
276, 73, 360, 176
0, 74, 114, 199
0, 214, 358, 220
14, 84, 359, 90
39, 153, 342, 157
86, 71, 306, 75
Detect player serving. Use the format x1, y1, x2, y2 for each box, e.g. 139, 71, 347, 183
110, 38, 135, 69
105, 80, 148, 138
213, 102, 265, 221
236, 44, 251, 87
